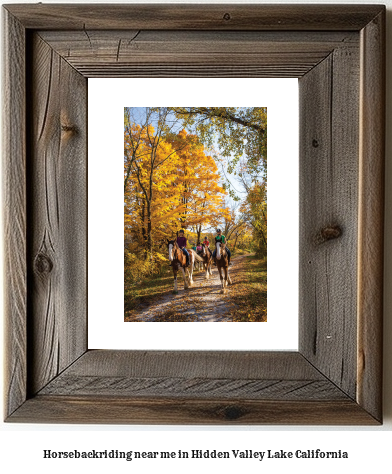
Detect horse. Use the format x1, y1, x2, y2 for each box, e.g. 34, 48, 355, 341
215, 241, 232, 293
187, 247, 203, 286
200, 243, 213, 280
167, 240, 203, 293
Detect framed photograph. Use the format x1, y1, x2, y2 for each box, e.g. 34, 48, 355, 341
122, 105, 268, 323
88, 77, 298, 351
3, 4, 384, 424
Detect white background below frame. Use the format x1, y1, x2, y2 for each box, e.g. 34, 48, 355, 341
88, 78, 298, 351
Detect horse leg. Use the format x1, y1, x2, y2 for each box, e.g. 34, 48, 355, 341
188, 255, 194, 286
187, 266, 192, 286
180, 266, 189, 289
218, 266, 225, 294
204, 260, 209, 280
208, 259, 213, 275
227, 267, 232, 285
224, 266, 229, 287
173, 270, 178, 294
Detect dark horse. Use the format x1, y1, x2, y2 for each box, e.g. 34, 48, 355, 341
214, 241, 232, 293
200, 243, 213, 280
167, 240, 202, 293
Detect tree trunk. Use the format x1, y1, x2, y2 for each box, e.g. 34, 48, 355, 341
259, 226, 267, 247
146, 200, 153, 260
197, 224, 201, 244
233, 232, 240, 250
141, 201, 147, 246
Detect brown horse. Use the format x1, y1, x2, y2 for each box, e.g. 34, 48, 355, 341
215, 241, 232, 293
167, 240, 202, 293
201, 243, 213, 280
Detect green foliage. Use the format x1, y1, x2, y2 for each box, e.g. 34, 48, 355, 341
170, 106, 267, 258
240, 182, 267, 258
171, 107, 267, 179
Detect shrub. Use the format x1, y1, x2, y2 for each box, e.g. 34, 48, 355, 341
124, 249, 168, 285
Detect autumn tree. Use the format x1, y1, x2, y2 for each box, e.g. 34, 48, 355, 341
171, 107, 267, 179
125, 105, 267, 283
124, 132, 182, 251
125, 110, 231, 261
170, 107, 267, 257
124, 108, 192, 256
240, 182, 267, 257
167, 130, 230, 241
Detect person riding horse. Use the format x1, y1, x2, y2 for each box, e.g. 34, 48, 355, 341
176, 230, 190, 267
212, 229, 231, 265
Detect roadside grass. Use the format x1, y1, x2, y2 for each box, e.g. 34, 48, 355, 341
228, 256, 267, 322
124, 265, 205, 318
231, 248, 252, 257
124, 268, 173, 314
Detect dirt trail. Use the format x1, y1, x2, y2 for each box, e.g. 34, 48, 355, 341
129, 255, 250, 322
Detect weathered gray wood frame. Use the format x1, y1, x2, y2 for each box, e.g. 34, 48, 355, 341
2, 4, 385, 424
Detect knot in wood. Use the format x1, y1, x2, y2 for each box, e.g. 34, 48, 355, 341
312, 139, 319, 148
34, 253, 53, 274
223, 405, 244, 420
223, 13, 231, 21
315, 225, 342, 244
61, 124, 77, 134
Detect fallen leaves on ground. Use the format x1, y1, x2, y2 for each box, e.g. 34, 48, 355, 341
226, 256, 267, 322
124, 254, 266, 322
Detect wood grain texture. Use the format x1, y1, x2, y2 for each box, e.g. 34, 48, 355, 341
2, 4, 384, 425
27, 33, 87, 395
59, 350, 326, 379
39, 376, 347, 400
299, 40, 360, 399
357, 10, 385, 422
38, 30, 358, 78
38, 351, 341, 398
2, 9, 27, 419
4, 4, 384, 30
8, 396, 379, 425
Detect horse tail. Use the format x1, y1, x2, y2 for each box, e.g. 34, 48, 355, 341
189, 249, 203, 262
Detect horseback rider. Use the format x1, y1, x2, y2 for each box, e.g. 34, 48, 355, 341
203, 236, 211, 253
212, 228, 231, 265
176, 229, 190, 267
196, 242, 203, 255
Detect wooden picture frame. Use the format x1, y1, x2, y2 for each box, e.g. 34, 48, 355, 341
3, 4, 385, 424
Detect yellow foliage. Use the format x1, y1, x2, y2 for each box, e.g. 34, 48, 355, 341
125, 125, 229, 253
